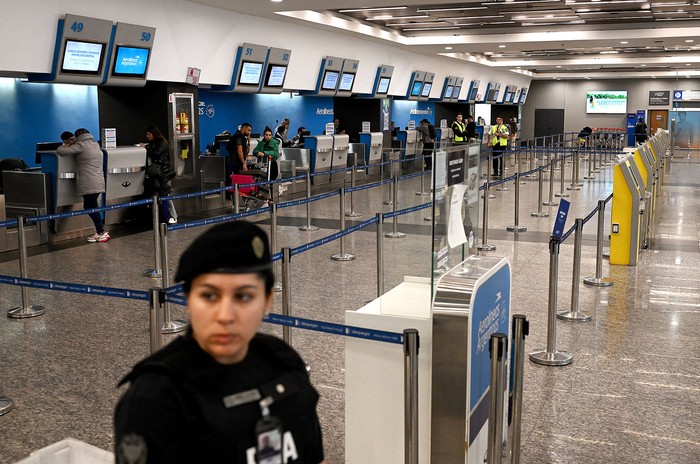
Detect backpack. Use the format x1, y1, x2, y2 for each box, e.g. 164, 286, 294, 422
427, 124, 436, 141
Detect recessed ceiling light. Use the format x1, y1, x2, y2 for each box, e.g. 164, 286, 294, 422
516, 66, 521, 69
339, 6, 407, 12
686, 63, 692, 65
498, 45, 507, 48
620, 41, 629, 44
686, 39, 695, 43
445, 46, 453, 50
640, 64, 647, 67
556, 65, 562, 68
271, 0, 283, 2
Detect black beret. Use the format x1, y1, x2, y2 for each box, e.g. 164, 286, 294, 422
174, 220, 272, 283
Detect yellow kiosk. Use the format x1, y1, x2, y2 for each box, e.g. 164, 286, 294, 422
610, 155, 646, 265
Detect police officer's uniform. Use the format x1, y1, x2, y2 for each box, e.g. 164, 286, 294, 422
489, 122, 510, 177
451, 119, 466, 144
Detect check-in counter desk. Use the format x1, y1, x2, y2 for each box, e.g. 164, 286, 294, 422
359, 132, 383, 176
304, 135, 333, 185
199, 155, 227, 211
331, 134, 350, 184
436, 127, 452, 149
396, 130, 419, 171
280, 148, 311, 194
104, 147, 147, 224
0, 171, 50, 251
348, 143, 367, 182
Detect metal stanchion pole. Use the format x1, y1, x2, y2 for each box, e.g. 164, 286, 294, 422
149, 287, 163, 353
299, 173, 319, 231
531, 167, 549, 217
0, 396, 13, 416
144, 195, 162, 278
506, 173, 526, 232
574, 149, 584, 186
508, 315, 529, 464
583, 144, 595, 180
543, 159, 558, 206
484, 152, 496, 199
404, 328, 420, 464
160, 223, 187, 334
385, 178, 406, 239
376, 213, 384, 297
567, 150, 581, 190
584, 200, 614, 287
557, 218, 592, 322
347, 164, 362, 217
496, 152, 509, 192
233, 183, 240, 213
385, 152, 399, 206
555, 152, 570, 198
281, 247, 292, 345
478, 182, 496, 251
488, 333, 508, 464
270, 202, 283, 292
529, 238, 573, 366
332, 187, 356, 261
7, 216, 45, 319
416, 156, 429, 196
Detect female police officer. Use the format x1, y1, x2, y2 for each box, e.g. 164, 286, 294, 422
114, 221, 325, 464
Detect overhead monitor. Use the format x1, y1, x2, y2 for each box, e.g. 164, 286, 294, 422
111, 45, 150, 78
321, 70, 339, 90
60, 39, 106, 75
586, 90, 627, 114
376, 77, 391, 94
504, 92, 512, 103
338, 72, 355, 91
410, 81, 423, 97
421, 82, 432, 97
238, 61, 264, 86
444, 85, 454, 99
453, 86, 461, 99
469, 87, 478, 101
265, 64, 287, 87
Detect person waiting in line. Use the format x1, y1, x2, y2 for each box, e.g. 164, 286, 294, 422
275, 118, 291, 147
465, 115, 477, 142
634, 117, 648, 145
508, 117, 519, 148
291, 126, 307, 148
416, 118, 436, 169
487, 117, 510, 178
143, 126, 177, 224
114, 220, 326, 464
227, 123, 252, 174
451, 113, 467, 144
56, 128, 109, 243
253, 127, 281, 180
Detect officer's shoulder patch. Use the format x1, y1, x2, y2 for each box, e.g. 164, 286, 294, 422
117, 432, 148, 464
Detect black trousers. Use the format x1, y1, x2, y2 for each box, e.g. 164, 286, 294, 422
492, 145, 507, 177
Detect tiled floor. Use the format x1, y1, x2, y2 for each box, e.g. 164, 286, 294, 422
0, 148, 698, 463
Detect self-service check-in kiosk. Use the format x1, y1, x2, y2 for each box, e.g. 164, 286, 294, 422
330, 134, 350, 184
0, 171, 51, 250
304, 135, 333, 184
199, 155, 227, 211
347, 143, 367, 182
397, 130, 419, 170
280, 148, 311, 194
104, 146, 147, 224
610, 155, 647, 265
436, 127, 452, 149
359, 132, 383, 176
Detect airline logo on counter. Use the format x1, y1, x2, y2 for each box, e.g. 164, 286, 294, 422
198, 101, 215, 118
409, 109, 432, 115
316, 108, 334, 115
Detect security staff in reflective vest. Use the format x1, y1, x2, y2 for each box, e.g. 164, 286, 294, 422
114, 221, 326, 464
488, 117, 510, 178
451, 113, 467, 144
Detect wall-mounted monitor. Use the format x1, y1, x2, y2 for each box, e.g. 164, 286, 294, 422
60, 39, 106, 75
453, 86, 461, 99
444, 85, 454, 99
377, 77, 391, 94
111, 45, 150, 78
321, 70, 339, 90
238, 61, 264, 86
421, 82, 432, 97
504, 92, 512, 103
469, 87, 479, 101
265, 64, 287, 87
410, 81, 423, 97
586, 90, 627, 114
338, 72, 355, 91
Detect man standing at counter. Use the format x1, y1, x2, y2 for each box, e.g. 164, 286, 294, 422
451, 113, 467, 144
487, 117, 510, 178
227, 123, 252, 174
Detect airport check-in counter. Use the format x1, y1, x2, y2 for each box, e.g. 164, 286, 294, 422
610, 155, 647, 265
104, 147, 147, 224
331, 134, 350, 184
304, 135, 333, 185
280, 148, 311, 194
347, 143, 367, 182
199, 155, 227, 211
634, 146, 656, 246
436, 127, 452, 149
359, 132, 383, 176
0, 171, 51, 251
397, 129, 419, 172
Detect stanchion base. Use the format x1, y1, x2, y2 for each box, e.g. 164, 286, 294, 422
529, 349, 573, 366
531, 212, 550, 217
383, 200, 393, 205
496, 186, 510, 191
331, 253, 356, 261
162, 320, 187, 334
477, 243, 496, 251
542, 201, 559, 206
415, 191, 430, 196
384, 232, 406, 239
583, 176, 596, 180
602, 251, 610, 259
520, 181, 527, 185
506, 225, 527, 232
7, 305, 46, 319
345, 211, 362, 218
299, 225, 320, 231
557, 310, 592, 322
583, 276, 614, 287
0, 396, 13, 416
143, 268, 162, 278
424, 216, 432, 222
554, 193, 570, 198
566, 186, 581, 191
489, 194, 496, 199
575, 182, 584, 186
272, 282, 283, 293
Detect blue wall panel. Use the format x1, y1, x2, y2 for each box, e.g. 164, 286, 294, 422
392, 100, 435, 131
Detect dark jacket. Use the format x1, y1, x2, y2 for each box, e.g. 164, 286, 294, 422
145, 138, 175, 195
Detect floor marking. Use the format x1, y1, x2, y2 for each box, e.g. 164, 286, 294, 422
622, 430, 700, 446
553, 388, 626, 398
536, 431, 617, 446
636, 370, 700, 380
634, 381, 700, 392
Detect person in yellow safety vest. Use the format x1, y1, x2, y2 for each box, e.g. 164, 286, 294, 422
451, 113, 467, 144
487, 117, 510, 177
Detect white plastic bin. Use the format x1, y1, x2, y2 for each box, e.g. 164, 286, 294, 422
15, 438, 113, 464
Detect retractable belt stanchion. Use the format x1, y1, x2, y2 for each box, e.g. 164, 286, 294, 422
385, 178, 406, 239
508, 315, 529, 464
299, 172, 319, 231
567, 150, 582, 190
555, 152, 570, 198
332, 187, 356, 261
529, 237, 573, 366
7, 216, 46, 319
403, 328, 420, 464
160, 223, 187, 334
233, 184, 240, 214
531, 167, 549, 217
543, 159, 558, 206
144, 195, 162, 278
376, 213, 384, 297
584, 144, 595, 180
281, 247, 292, 345
0, 396, 13, 416
270, 202, 283, 292
478, 182, 496, 251
584, 200, 614, 287
416, 155, 430, 197
384, 151, 400, 206
557, 218, 592, 322
149, 287, 163, 352
484, 153, 496, 199
488, 333, 508, 464
506, 173, 526, 233
347, 165, 362, 217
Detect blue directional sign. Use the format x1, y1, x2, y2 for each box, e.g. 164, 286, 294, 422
551, 198, 570, 239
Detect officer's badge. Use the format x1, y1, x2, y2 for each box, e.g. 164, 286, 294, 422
252, 236, 265, 259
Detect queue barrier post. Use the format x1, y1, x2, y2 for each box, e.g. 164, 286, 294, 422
496, 152, 509, 192
385, 178, 406, 239
584, 200, 614, 287
416, 156, 430, 197
567, 150, 582, 190
332, 187, 356, 261
483, 152, 496, 200
281, 247, 292, 345
555, 152, 570, 198
584, 144, 595, 180
477, 182, 497, 252
346, 164, 362, 217
403, 328, 420, 464
531, 167, 549, 217
529, 238, 573, 366
506, 173, 526, 232
376, 213, 385, 298
487, 333, 508, 464
508, 315, 529, 464
299, 173, 319, 231
384, 151, 400, 205
0, 395, 13, 416
149, 287, 163, 353
143, 195, 162, 278
233, 184, 240, 214
543, 159, 558, 206
557, 218, 592, 322
7, 216, 46, 319
159, 223, 187, 334
270, 202, 283, 292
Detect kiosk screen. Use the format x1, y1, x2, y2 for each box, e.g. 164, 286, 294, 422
321, 70, 339, 90
469, 87, 478, 101
444, 85, 454, 99
410, 81, 423, 97
238, 61, 263, 85
338, 72, 355, 91
265, 65, 287, 87
376, 77, 391, 94
453, 86, 461, 99
112, 46, 150, 78
61, 40, 105, 75
421, 82, 432, 97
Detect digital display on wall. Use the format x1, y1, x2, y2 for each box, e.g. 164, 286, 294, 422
444, 85, 454, 99
469, 87, 479, 101
111, 46, 150, 77
238, 61, 264, 85
504, 92, 512, 103
338, 72, 355, 91
453, 86, 461, 99
421, 82, 432, 97
265, 65, 287, 87
410, 81, 423, 97
376, 77, 391, 94
321, 70, 339, 90
586, 91, 627, 114
61, 40, 105, 75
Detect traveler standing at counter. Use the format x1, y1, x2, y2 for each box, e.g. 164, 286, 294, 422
144, 126, 176, 224
114, 221, 326, 464
227, 123, 252, 174
416, 118, 435, 169
254, 127, 281, 180
451, 113, 467, 144
291, 126, 306, 148
465, 115, 477, 142
487, 117, 510, 178
275, 118, 291, 147
56, 128, 109, 243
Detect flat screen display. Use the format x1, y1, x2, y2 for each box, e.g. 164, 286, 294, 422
469, 87, 479, 101
321, 70, 339, 90
338, 72, 355, 91
238, 61, 264, 86
586, 90, 627, 114
111, 46, 150, 78
410, 81, 423, 97
61, 40, 105, 75
492, 90, 499, 102
453, 86, 461, 99
504, 92, 512, 103
376, 77, 391, 94
265, 65, 287, 87
421, 82, 432, 97
444, 85, 454, 99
